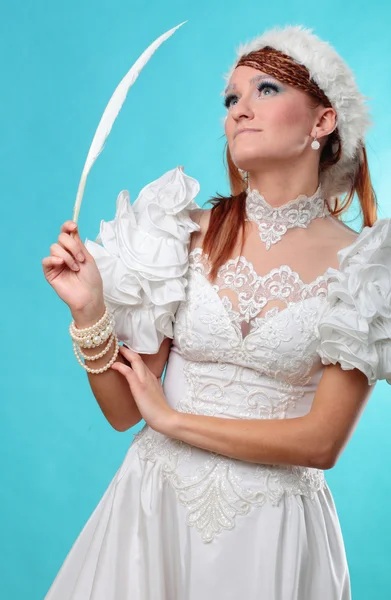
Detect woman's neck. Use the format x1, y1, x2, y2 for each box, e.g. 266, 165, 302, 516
247, 164, 320, 209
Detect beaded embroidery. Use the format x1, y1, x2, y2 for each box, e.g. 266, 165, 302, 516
133, 425, 326, 544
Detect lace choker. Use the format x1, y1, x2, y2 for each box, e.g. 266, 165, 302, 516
245, 184, 331, 250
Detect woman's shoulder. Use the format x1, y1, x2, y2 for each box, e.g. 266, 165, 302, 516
190, 206, 212, 226
323, 215, 391, 263
322, 214, 359, 246
189, 207, 213, 252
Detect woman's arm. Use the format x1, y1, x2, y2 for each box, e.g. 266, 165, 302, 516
73, 302, 172, 432
162, 363, 374, 469
76, 221, 203, 432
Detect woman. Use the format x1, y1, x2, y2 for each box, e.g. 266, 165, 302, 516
42, 25, 391, 600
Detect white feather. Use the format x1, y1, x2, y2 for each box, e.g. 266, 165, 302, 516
72, 20, 187, 224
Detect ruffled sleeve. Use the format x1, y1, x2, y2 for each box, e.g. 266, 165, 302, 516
314, 218, 391, 386
84, 166, 201, 354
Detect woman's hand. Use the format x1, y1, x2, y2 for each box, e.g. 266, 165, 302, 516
42, 220, 104, 314
111, 345, 177, 433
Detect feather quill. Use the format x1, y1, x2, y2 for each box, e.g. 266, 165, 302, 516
72, 20, 187, 225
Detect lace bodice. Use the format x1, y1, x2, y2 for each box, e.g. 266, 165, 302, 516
86, 166, 391, 544
187, 247, 331, 340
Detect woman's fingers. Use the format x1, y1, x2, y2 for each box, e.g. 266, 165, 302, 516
118, 346, 147, 382
42, 256, 65, 278
60, 220, 78, 234
42, 256, 64, 269
59, 221, 92, 262
57, 231, 85, 263
50, 242, 80, 271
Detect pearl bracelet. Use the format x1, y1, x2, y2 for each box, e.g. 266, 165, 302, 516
71, 317, 114, 348
70, 302, 121, 374
71, 304, 109, 333
73, 332, 120, 374
76, 331, 115, 361
70, 306, 115, 348
69, 310, 112, 342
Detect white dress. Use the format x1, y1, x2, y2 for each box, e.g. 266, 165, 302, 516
45, 167, 391, 600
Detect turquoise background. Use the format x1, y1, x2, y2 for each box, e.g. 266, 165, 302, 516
1, 0, 390, 598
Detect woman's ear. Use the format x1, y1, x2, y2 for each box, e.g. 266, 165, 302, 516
313, 107, 337, 140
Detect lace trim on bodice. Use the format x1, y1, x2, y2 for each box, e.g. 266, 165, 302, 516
245, 185, 331, 249
188, 247, 330, 339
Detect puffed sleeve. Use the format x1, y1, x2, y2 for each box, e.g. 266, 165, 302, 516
314, 218, 391, 386
84, 166, 201, 354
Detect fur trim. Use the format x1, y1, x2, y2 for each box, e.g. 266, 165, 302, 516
223, 25, 371, 197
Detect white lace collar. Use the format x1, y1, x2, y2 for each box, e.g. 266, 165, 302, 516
245, 184, 331, 250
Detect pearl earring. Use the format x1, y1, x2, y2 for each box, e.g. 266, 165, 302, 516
311, 133, 320, 150
238, 168, 248, 179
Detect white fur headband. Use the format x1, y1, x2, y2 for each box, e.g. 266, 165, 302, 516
223, 25, 372, 197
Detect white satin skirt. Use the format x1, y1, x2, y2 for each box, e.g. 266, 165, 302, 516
44, 439, 351, 600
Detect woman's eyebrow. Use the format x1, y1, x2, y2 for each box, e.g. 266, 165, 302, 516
224, 74, 277, 95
